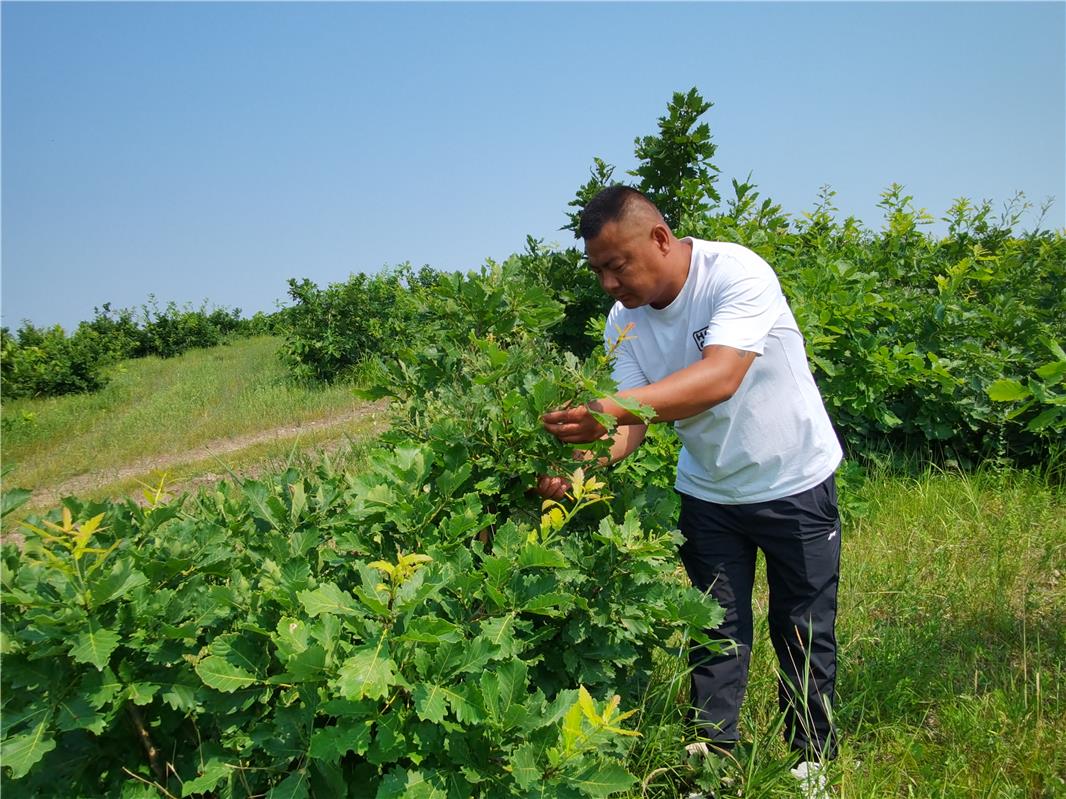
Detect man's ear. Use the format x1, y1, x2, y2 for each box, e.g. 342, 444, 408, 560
650, 223, 671, 253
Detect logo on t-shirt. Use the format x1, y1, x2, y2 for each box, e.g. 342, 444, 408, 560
692, 325, 710, 351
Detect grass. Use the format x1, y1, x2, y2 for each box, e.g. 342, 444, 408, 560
89, 423, 381, 508
1, 336, 381, 508
627, 465, 1065, 798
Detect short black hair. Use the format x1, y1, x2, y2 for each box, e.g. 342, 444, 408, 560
578, 185, 657, 241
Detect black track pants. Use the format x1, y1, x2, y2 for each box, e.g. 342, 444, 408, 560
677, 473, 841, 759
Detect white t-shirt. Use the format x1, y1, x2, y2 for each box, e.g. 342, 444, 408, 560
605, 238, 842, 504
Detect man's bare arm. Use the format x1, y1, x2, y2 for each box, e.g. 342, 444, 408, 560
542, 345, 756, 444
611, 345, 756, 423
604, 422, 647, 463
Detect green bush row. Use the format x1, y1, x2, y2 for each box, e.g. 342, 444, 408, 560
1, 299, 285, 400
278, 265, 441, 384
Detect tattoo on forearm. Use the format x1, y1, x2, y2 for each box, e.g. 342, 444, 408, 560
707, 345, 754, 359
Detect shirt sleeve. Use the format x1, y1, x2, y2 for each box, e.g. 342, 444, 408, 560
702, 254, 786, 355
604, 311, 649, 391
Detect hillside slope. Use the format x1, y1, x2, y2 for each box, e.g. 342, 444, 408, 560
1, 336, 385, 511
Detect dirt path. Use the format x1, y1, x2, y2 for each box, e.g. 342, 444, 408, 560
29, 400, 389, 508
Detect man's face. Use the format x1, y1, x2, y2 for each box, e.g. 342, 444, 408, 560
584, 218, 666, 309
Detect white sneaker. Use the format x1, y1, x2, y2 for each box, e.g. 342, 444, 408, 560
790, 760, 829, 798
683, 744, 714, 798
686, 741, 712, 758
684, 742, 738, 797
684, 741, 735, 760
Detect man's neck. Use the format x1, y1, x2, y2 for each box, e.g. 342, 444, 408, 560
650, 238, 693, 309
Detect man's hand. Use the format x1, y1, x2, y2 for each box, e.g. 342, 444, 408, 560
541, 404, 609, 444
535, 475, 571, 500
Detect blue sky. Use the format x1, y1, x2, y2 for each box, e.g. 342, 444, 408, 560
3, 1, 1064, 332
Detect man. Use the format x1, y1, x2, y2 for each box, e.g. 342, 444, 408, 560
539, 186, 842, 793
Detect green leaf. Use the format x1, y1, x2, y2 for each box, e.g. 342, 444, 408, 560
517, 543, 569, 569
1027, 407, 1064, 432
1035, 359, 1066, 384
367, 713, 407, 765
480, 658, 528, 728
181, 757, 230, 796
122, 783, 161, 799
1, 720, 56, 779
439, 685, 481, 724
570, 761, 636, 797
475, 614, 520, 659
243, 480, 290, 531
438, 636, 493, 676
321, 697, 378, 717
290, 527, 321, 558
436, 462, 473, 496
878, 408, 903, 427
353, 384, 392, 401
561, 699, 584, 751
354, 585, 391, 616
308, 721, 372, 759
1, 488, 31, 519
609, 393, 656, 424
284, 645, 327, 682
298, 582, 362, 617
400, 616, 462, 644
376, 767, 447, 799
810, 354, 837, 377
280, 558, 312, 595
290, 481, 308, 521
266, 769, 310, 799
539, 688, 581, 732
90, 560, 148, 606
334, 642, 396, 700
56, 694, 109, 734
310, 758, 347, 797
413, 684, 449, 724
1044, 338, 1066, 362
312, 614, 342, 655
273, 616, 310, 661
195, 655, 258, 693
508, 742, 541, 789
69, 623, 121, 671
209, 633, 267, 675
987, 378, 1030, 402
521, 592, 575, 616
81, 667, 123, 709
126, 682, 159, 705
162, 682, 199, 712
578, 685, 598, 723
